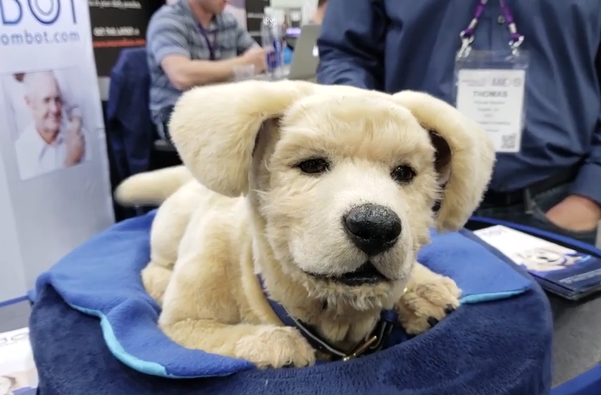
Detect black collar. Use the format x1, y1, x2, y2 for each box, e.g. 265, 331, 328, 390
258, 274, 400, 361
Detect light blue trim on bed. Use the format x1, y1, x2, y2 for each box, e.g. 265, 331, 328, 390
36, 212, 535, 380
65, 289, 527, 380
71, 305, 171, 378
64, 290, 526, 379
460, 290, 527, 304
0, 295, 29, 308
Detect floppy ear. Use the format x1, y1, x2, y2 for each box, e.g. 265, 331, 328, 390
392, 91, 495, 232
168, 80, 316, 197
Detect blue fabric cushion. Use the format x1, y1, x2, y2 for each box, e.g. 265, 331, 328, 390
30, 212, 553, 394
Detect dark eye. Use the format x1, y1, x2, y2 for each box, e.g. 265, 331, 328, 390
296, 158, 330, 175
391, 165, 416, 183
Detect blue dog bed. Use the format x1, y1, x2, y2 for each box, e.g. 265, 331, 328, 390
29, 212, 553, 394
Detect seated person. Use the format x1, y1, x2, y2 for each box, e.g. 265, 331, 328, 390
147, 0, 267, 138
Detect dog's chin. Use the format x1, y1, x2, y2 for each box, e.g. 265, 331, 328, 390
290, 262, 407, 312
307, 261, 389, 287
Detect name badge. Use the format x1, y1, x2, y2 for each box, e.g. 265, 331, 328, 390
456, 68, 526, 153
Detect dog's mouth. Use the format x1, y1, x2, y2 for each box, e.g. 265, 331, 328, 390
311, 261, 388, 286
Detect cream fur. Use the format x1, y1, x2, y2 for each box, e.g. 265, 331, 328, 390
114, 166, 195, 207
392, 91, 495, 231
118, 80, 495, 368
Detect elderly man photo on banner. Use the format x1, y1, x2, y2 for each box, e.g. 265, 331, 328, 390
3, 69, 88, 181
317, 0, 601, 245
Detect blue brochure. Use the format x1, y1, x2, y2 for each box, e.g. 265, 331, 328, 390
474, 225, 601, 300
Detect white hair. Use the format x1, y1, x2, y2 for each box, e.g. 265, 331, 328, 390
23, 70, 60, 98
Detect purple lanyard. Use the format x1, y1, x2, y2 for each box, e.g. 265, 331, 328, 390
459, 0, 524, 55
198, 25, 217, 61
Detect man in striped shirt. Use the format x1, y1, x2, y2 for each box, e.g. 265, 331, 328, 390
147, 0, 266, 136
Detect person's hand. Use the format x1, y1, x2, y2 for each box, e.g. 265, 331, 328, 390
64, 125, 85, 167
545, 194, 601, 232
242, 46, 267, 74
67, 115, 82, 136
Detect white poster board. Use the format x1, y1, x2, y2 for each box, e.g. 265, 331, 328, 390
0, 0, 114, 303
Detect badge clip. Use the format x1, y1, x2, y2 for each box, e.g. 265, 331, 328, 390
342, 335, 379, 361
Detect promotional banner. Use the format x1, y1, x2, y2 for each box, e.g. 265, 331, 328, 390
90, 0, 163, 77
0, 0, 114, 303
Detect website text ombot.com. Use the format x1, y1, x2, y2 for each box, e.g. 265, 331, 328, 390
0, 30, 80, 46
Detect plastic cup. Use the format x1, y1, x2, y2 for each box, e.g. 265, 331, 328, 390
233, 64, 256, 81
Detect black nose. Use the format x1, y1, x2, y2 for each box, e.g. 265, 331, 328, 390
343, 204, 402, 256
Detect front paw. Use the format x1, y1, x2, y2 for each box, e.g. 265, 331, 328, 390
396, 274, 461, 335
235, 326, 316, 368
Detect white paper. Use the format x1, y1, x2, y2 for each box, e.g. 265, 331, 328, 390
0, 327, 37, 395
473, 225, 578, 272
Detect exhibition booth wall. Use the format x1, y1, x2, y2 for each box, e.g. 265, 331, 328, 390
0, 0, 315, 304
0, 0, 114, 303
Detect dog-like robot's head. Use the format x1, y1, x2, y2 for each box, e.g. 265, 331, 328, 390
169, 80, 494, 311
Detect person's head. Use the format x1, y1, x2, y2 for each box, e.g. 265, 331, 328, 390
24, 71, 63, 141
191, 0, 227, 15
317, 0, 328, 11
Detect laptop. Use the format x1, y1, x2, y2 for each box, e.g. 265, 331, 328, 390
287, 23, 321, 80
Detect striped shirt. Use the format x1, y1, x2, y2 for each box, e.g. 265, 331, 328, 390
146, 0, 256, 125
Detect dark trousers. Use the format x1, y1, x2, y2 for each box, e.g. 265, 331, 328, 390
475, 183, 598, 245
155, 105, 175, 142
157, 122, 172, 143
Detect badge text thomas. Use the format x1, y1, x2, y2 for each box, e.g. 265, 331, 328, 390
474, 91, 508, 98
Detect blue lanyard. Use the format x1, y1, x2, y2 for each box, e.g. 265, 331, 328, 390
197, 25, 217, 61
459, 0, 524, 56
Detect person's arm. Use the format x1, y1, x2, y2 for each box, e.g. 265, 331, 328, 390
161, 55, 246, 89
147, 14, 245, 90
316, 0, 387, 90
64, 98, 82, 129
546, 49, 601, 232
569, 51, 601, 206
236, 26, 258, 55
